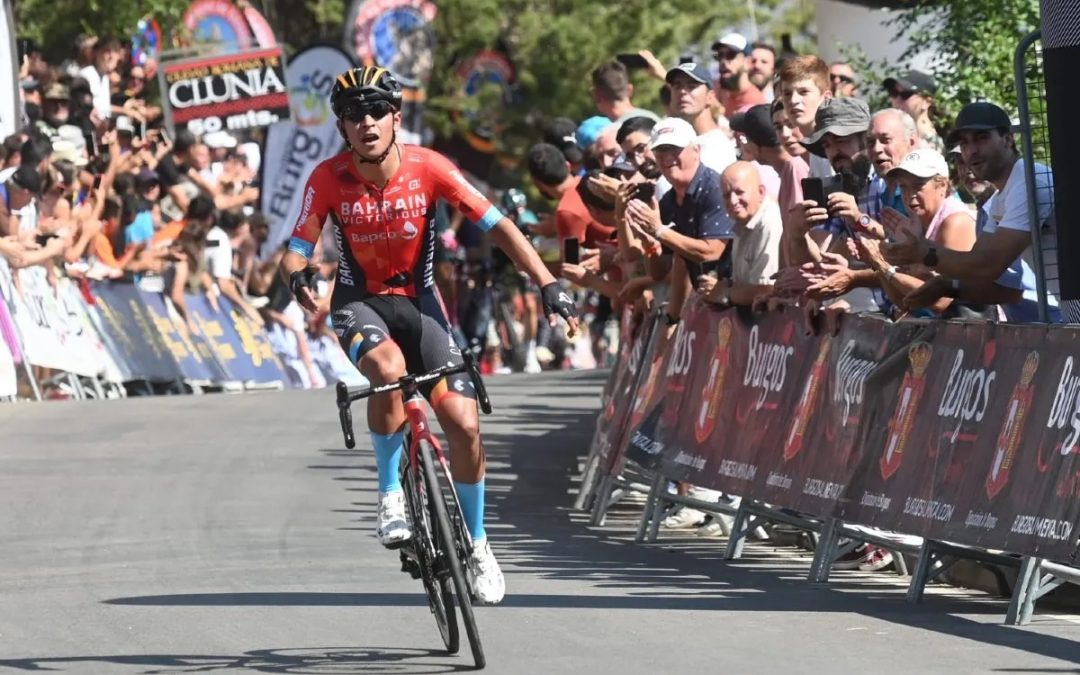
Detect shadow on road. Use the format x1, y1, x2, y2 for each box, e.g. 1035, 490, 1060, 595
0, 646, 471, 674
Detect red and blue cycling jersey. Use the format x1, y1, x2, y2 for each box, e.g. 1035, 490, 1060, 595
288, 146, 503, 297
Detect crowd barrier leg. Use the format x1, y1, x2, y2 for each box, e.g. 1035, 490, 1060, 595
724, 499, 753, 560
635, 472, 665, 543
589, 474, 615, 526
573, 452, 601, 512
67, 373, 86, 400
809, 517, 841, 582
21, 360, 41, 401
1006, 557, 1044, 625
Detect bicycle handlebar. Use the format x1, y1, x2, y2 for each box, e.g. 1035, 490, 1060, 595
335, 350, 492, 450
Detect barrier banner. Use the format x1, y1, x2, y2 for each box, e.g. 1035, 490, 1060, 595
622, 314, 673, 470
187, 294, 285, 385
80, 289, 139, 383
56, 279, 128, 383
0, 314, 14, 396
139, 290, 230, 384
0, 263, 102, 377
628, 301, 1080, 563
91, 283, 184, 382
585, 307, 648, 473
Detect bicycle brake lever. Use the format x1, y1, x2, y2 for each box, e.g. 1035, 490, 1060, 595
336, 381, 356, 449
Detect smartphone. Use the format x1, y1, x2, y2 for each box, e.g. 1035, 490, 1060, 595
92, 174, 102, 190
634, 182, 656, 203
801, 175, 844, 209
616, 53, 650, 70
562, 237, 580, 265
205, 239, 221, 248
35, 232, 59, 247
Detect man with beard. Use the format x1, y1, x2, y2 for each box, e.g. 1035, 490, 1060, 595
712, 33, 766, 115
884, 102, 1068, 322
616, 116, 670, 199
749, 43, 777, 102
36, 83, 71, 138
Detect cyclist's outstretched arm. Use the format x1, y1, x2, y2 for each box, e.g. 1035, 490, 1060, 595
279, 166, 332, 313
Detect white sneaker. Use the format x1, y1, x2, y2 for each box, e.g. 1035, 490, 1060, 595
376, 490, 412, 548
523, 356, 542, 374
661, 507, 707, 529
468, 538, 505, 605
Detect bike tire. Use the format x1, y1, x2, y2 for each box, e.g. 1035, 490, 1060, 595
401, 439, 459, 653
496, 300, 526, 372
418, 440, 486, 670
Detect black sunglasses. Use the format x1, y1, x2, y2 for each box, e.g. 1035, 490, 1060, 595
714, 49, 742, 61
341, 99, 396, 122
831, 74, 856, 85
890, 89, 917, 100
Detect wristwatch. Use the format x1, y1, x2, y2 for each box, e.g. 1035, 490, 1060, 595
922, 244, 939, 268
858, 214, 872, 230
662, 312, 680, 326
718, 286, 733, 307
883, 266, 898, 281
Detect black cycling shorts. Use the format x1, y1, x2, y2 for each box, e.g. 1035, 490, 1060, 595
331, 293, 475, 403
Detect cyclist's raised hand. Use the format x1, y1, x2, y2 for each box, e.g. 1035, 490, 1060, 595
541, 282, 580, 338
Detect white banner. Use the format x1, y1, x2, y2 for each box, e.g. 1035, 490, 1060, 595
0, 324, 14, 397
0, 262, 109, 377
0, 0, 20, 139
259, 45, 354, 259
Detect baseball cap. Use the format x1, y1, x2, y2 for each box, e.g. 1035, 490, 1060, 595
665, 62, 711, 86
800, 97, 872, 157
20, 78, 40, 92
576, 116, 613, 150
115, 116, 136, 135
731, 104, 780, 148
44, 82, 69, 101
886, 149, 949, 180
649, 117, 697, 150
56, 125, 86, 151
946, 101, 1012, 145
543, 117, 583, 164
712, 32, 750, 54
204, 130, 238, 149
136, 168, 160, 186
50, 139, 88, 167
884, 70, 938, 97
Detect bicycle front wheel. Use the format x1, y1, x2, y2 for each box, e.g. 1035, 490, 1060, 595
401, 442, 459, 654
418, 440, 486, 670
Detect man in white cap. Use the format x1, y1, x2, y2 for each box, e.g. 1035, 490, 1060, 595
713, 32, 766, 115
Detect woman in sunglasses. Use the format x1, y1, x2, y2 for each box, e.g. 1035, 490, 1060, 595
884, 70, 945, 153
279, 65, 580, 607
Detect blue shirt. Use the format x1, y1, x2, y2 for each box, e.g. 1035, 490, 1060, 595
659, 163, 733, 285
124, 211, 155, 247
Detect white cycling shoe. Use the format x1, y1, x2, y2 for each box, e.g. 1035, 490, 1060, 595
468, 538, 505, 605
376, 490, 412, 548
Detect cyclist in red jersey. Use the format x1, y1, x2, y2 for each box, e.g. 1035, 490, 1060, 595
280, 66, 578, 605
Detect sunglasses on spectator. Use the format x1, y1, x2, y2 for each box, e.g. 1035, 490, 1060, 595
831, 74, 856, 85
714, 49, 742, 61
890, 89, 917, 100
341, 100, 395, 122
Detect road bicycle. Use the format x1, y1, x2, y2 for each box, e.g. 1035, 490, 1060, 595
336, 350, 492, 670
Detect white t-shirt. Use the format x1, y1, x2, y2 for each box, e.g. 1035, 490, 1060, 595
204, 226, 234, 280
78, 65, 112, 120
984, 158, 1058, 297
697, 129, 737, 175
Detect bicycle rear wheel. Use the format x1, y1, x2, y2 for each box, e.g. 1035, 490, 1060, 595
418, 439, 486, 670
401, 440, 459, 653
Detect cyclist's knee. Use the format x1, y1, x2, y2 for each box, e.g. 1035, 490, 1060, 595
439, 403, 480, 441
360, 343, 406, 385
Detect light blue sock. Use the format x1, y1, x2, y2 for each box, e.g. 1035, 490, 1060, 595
371, 430, 406, 494
455, 479, 486, 542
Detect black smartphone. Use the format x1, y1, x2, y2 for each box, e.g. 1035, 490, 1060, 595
616, 53, 650, 70
35, 232, 58, 247
634, 182, 656, 203
205, 239, 221, 248
801, 175, 844, 209
92, 174, 102, 190
562, 237, 580, 265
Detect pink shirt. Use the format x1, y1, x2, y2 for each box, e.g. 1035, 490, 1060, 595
925, 196, 972, 243
778, 156, 810, 219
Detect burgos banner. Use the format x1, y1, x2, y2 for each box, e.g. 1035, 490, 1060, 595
259, 44, 354, 257
160, 47, 291, 136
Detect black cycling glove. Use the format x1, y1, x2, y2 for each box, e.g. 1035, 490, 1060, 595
289, 268, 318, 301
541, 282, 577, 322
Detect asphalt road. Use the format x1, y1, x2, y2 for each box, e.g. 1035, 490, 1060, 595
0, 369, 1078, 674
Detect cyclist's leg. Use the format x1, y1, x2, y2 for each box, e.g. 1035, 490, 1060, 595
332, 298, 411, 545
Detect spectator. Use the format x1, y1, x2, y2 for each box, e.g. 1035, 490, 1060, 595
156, 128, 196, 215
883, 70, 945, 152
749, 43, 778, 102
857, 149, 977, 317
779, 55, 833, 180
829, 62, 859, 98
0, 165, 41, 237
37, 83, 71, 137
526, 143, 615, 257
590, 60, 659, 124
616, 116, 670, 197
770, 100, 811, 265
576, 116, 618, 171
543, 117, 584, 174
623, 117, 730, 530
664, 62, 737, 174
729, 104, 781, 198
205, 211, 262, 324
884, 102, 1066, 322
700, 161, 783, 307
712, 33, 767, 115
78, 36, 123, 123
165, 195, 216, 332
2, 136, 23, 169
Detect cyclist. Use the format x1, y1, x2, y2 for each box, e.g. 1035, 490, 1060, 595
280, 66, 578, 605
494, 189, 543, 373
